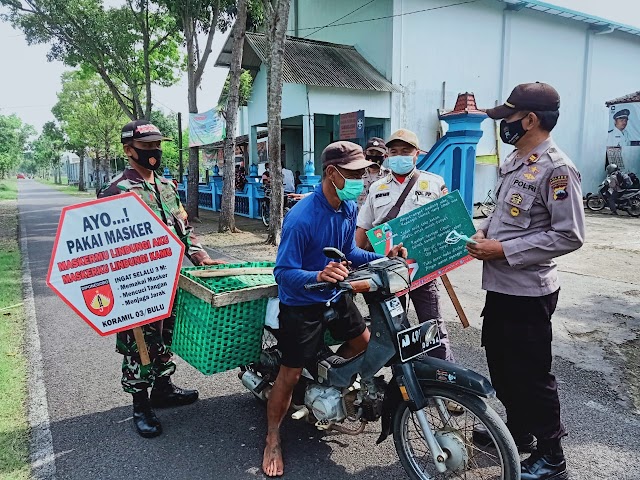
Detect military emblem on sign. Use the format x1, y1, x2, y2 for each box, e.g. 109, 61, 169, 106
510, 193, 523, 205
81, 279, 114, 317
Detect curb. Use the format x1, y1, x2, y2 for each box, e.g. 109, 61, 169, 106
20, 203, 57, 480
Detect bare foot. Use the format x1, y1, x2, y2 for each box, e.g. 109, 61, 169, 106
262, 434, 284, 477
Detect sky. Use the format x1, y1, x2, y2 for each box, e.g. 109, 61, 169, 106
0, 0, 639, 132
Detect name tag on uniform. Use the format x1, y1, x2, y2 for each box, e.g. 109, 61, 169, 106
415, 190, 432, 197
375, 192, 390, 199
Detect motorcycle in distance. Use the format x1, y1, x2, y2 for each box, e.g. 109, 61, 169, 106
240, 248, 520, 479
586, 180, 640, 216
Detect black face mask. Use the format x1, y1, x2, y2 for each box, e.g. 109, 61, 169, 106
499, 117, 528, 145
131, 146, 162, 171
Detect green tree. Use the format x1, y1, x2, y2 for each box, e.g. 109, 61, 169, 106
1, 0, 182, 120
0, 114, 35, 178
53, 70, 128, 190
155, 0, 235, 219
32, 121, 64, 183
218, 69, 253, 109
150, 110, 180, 174
262, 0, 291, 245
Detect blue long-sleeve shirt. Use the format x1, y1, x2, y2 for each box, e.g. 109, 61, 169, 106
275, 184, 381, 306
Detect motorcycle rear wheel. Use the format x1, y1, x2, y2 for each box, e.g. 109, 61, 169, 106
627, 198, 640, 217
261, 201, 270, 227
393, 388, 519, 480
586, 196, 606, 211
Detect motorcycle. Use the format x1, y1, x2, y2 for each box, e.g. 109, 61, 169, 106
586, 180, 640, 216
240, 248, 520, 479
260, 186, 298, 227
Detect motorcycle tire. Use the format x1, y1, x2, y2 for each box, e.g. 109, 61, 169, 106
627, 198, 640, 217
392, 388, 519, 480
479, 203, 495, 218
586, 196, 606, 211
261, 202, 270, 228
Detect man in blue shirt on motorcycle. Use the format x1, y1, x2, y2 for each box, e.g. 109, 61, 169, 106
263, 141, 406, 477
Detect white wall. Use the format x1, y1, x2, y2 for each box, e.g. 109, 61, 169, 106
394, 0, 640, 197
291, 0, 394, 80
308, 87, 391, 118
247, 65, 308, 127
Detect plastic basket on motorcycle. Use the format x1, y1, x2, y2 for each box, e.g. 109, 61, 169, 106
172, 262, 278, 375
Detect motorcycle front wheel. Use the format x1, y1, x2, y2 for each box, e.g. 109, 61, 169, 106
586, 196, 606, 211
393, 388, 519, 480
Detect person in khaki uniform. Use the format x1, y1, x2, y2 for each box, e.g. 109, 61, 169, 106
356, 129, 454, 362
466, 83, 585, 480
357, 137, 388, 208
99, 120, 225, 439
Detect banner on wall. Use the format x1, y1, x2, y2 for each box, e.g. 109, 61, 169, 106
607, 103, 640, 173
189, 109, 226, 147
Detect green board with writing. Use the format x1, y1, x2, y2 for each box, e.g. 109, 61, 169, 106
366, 190, 476, 291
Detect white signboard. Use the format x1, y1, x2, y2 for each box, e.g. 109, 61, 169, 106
46, 193, 185, 336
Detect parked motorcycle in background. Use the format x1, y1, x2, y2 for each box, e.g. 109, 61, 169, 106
586, 175, 640, 216
240, 248, 520, 479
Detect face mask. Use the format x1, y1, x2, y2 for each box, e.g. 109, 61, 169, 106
387, 155, 415, 175
332, 168, 364, 201
499, 117, 528, 145
131, 146, 162, 171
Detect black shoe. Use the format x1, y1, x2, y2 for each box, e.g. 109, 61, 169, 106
473, 426, 537, 453
521, 440, 568, 480
150, 377, 199, 408
132, 391, 162, 438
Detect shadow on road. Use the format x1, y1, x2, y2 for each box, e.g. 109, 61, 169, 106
48, 392, 406, 480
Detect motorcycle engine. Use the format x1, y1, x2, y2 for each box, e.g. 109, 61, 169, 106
354, 376, 386, 422
304, 385, 346, 423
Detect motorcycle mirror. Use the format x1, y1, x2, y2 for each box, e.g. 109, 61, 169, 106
323, 247, 346, 262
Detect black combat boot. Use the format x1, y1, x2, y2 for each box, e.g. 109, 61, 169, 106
521, 439, 568, 480
150, 376, 199, 408
132, 391, 162, 438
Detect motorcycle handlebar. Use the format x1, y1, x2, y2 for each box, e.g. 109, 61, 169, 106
304, 281, 332, 291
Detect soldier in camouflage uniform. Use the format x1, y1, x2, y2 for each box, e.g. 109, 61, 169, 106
99, 119, 225, 438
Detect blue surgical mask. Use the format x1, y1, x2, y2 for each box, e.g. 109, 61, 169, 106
387, 155, 415, 175
332, 168, 364, 201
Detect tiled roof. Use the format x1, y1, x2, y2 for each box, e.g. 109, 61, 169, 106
606, 92, 640, 106
216, 33, 396, 92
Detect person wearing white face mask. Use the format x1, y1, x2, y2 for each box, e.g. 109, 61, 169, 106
355, 129, 454, 362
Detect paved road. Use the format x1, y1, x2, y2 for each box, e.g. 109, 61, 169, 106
19, 180, 640, 479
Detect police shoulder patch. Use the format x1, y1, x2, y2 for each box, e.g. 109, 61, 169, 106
550, 175, 569, 201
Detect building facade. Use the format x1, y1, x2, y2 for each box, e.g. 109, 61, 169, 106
217, 0, 640, 199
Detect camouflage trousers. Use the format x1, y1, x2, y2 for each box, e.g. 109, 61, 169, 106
116, 314, 177, 394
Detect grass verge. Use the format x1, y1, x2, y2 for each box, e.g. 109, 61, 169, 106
0, 179, 17, 201
36, 177, 94, 198
0, 180, 29, 479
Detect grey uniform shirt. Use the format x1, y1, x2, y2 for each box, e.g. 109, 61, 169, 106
478, 137, 585, 297
357, 169, 446, 230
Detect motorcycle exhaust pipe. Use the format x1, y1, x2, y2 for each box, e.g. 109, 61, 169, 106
239, 370, 271, 401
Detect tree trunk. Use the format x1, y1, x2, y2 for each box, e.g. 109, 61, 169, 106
219, 0, 248, 234
94, 150, 101, 192
77, 149, 86, 191
184, 18, 200, 221
265, 0, 291, 246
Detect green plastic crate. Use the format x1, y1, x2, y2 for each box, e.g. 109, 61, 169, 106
172, 262, 276, 375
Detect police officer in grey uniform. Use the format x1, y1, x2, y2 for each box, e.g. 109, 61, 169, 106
467, 82, 585, 480
356, 129, 454, 362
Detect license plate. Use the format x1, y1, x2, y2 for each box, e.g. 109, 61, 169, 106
397, 320, 441, 362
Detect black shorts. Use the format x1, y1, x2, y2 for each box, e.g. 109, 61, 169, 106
278, 295, 366, 368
